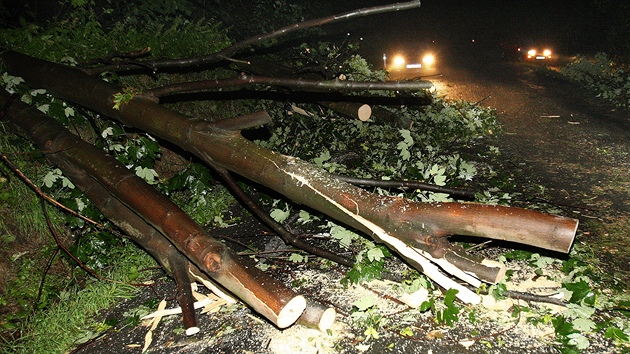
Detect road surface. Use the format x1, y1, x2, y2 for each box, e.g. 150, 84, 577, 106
433, 51, 630, 218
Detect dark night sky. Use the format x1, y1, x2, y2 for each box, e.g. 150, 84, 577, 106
327, 0, 597, 65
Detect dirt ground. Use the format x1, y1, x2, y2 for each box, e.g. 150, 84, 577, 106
71, 55, 630, 354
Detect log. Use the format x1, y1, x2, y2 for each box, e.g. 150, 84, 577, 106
0, 90, 306, 328
320, 102, 372, 122
297, 299, 336, 332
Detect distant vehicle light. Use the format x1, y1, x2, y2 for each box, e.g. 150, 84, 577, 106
392, 56, 406, 67
525, 47, 552, 60
422, 54, 435, 67
387, 50, 436, 74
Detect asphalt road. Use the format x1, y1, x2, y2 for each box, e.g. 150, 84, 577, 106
432, 51, 630, 219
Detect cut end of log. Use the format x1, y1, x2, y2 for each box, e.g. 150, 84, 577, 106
185, 326, 200, 336
318, 307, 336, 332
276, 295, 307, 328
481, 259, 507, 284
560, 217, 579, 253
357, 104, 372, 122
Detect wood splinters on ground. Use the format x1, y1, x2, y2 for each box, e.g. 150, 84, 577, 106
139, 282, 231, 343
142, 299, 167, 353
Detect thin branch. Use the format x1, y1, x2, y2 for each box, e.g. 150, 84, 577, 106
1, 152, 153, 287
0, 152, 127, 239
80, 1, 422, 75
32, 247, 60, 316
213, 166, 354, 267
464, 283, 568, 307
144, 73, 433, 99
40, 197, 105, 280
81, 47, 151, 66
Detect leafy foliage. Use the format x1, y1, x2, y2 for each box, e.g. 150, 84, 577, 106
561, 53, 630, 108
341, 243, 391, 286
256, 94, 498, 204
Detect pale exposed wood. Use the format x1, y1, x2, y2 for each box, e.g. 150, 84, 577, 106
297, 299, 337, 331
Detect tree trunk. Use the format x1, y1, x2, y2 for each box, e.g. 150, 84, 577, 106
0, 90, 308, 329
1, 50, 578, 305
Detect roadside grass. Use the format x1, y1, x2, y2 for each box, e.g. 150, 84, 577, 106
1, 242, 158, 354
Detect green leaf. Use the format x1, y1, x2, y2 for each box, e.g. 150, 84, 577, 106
553, 316, 577, 337
313, 151, 330, 167
37, 104, 50, 114
438, 289, 460, 326
490, 282, 507, 300
353, 296, 375, 312
30, 88, 46, 96
433, 174, 447, 186
400, 327, 414, 337
444, 288, 459, 305
43, 170, 58, 188
342, 255, 385, 286
330, 225, 358, 248
289, 253, 305, 263
398, 146, 411, 161
529, 253, 557, 268
135, 166, 158, 184
567, 333, 590, 350
604, 327, 629, 343
572, 317, 596, 332
564, 303, 596, 321
399, 129, 414, 146
364, 326, 379, 340
64, 107, 75, 117
61, 177, 75, 189
297, 210, 316, 224
564, 280, 596, 305
366, 247, 385, 262
269, 208, 290, 223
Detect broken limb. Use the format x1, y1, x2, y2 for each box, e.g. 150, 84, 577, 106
318, 102, 372, 122
143, 73, 433, 99
0, 91, 306, 329
297, 298, 337, 332
79, 1, 423, 75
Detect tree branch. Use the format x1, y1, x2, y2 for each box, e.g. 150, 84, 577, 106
213, 166, 354, 267
79, 1, 422, 75
144, 73, 432, 100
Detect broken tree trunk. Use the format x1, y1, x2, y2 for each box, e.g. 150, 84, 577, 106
0, 90, 310, 329
1, 50, 578, 304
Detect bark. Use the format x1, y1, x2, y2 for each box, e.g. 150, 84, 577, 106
1, 50, 579, 304
0, 90, 307, 329
144, 73, 433, 99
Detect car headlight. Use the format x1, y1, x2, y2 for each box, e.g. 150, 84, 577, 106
543, 49, 551, 57
527, 49, 537, 56
392, 55, 406, 67
422, 54, 435, 66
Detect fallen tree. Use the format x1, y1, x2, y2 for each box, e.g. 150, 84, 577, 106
0, 1, 578, 331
